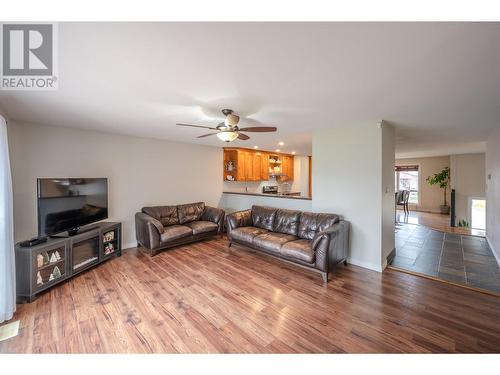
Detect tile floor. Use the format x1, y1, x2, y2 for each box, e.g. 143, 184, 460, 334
392, 223, 500, 294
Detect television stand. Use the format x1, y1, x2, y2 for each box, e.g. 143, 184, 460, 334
50, 224, 100, 238
15, 221, 122, 303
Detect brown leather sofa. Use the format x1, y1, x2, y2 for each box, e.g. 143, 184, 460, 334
135, 202, 225, 255
226, 205, 349, 282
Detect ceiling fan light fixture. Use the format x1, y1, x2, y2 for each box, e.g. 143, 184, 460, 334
217, 131, 239, 142
225, 114, 240, 127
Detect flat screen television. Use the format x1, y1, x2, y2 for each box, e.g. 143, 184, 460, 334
37, 178, 108, 236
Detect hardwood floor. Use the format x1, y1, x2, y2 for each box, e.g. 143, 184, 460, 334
1, 238, 500, 353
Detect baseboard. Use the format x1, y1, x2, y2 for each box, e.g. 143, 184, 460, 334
383, 248, 396, 270
486, 236, 500, 268
347, 257, 383, 273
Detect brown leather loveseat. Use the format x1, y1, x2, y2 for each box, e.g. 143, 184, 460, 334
135, 202, 225, 255
226, 205, 349, 282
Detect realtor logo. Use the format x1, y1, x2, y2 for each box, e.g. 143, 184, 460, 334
1, 23, 58, 90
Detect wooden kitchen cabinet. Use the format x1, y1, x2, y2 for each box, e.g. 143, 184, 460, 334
251, 152, 262, 181
223, 147, 293, 182
260, 152, 269, 180
236, 149, 248, 181
281, 155, 294, 181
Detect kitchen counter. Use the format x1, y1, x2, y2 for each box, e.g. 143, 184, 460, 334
223, 191, 312, 201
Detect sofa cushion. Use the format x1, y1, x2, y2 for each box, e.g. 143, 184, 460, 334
253, 232, 297, 254
298, 212, 340, 240
142, 206, 179, 226
178, 202, 205, 224
281, 239, 315, 263
273, 208, 301, 235
185, 220, 218, 235
251, 205, 277, 231
160, 225, 193, 242
230, 226, 268, 245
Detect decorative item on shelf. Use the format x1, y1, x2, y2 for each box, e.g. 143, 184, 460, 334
49, 252, 58, 263
104, 242, 115, 255
226, 174, 235, 181
49, 273, 54, 281
103, 231, 115, 242
36, 271, 43, 285
42, 252, 49, 264
52, 266, 62, 278
225, 160, 235, 171
55, 251, 61, 261
37, 254, 44, 268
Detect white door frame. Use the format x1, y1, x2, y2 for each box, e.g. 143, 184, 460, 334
468, 196, 486, 230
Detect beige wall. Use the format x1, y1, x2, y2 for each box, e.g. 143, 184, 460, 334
450, 153, 486, 225
396, 156, 450, 212
7, 121, 223, 246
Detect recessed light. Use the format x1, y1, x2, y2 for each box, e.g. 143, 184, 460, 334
276, 149, 280, 152
278, 141, 285, 146
253, 145, 259, 149
291, 151, 296, 155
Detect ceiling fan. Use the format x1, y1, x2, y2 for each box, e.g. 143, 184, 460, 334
176, 109, 277, 142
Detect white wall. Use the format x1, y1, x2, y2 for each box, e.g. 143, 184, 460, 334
486, 128, 500, 265
450, 153, 486, 226
312, 122, 394, 272
291, 155, 310, 197
7, 121, 223, 247
381, 123, 396, 267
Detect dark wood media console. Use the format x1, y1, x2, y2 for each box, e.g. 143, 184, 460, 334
15, 222, 122, 303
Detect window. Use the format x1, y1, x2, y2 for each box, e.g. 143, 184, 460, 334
395, 165, 419, 204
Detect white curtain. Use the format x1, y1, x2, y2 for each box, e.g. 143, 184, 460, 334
0, 115, 15, 323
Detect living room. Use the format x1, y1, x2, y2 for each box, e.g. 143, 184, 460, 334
1, 1, 500, 372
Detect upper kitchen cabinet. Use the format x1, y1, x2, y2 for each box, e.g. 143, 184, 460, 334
224, 147, 293, 182
281, 155, 294, 181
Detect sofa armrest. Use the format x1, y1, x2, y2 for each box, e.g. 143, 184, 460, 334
202, 206, 225, 233
135, 212, 164, 250
226, 209, 252, 237
312, 221, 350, 272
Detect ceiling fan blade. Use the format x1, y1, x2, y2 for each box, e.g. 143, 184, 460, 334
237, 133, 250, 140
176, 123, 218, 130
237, 126, 277, 132
197, 133, 219, 138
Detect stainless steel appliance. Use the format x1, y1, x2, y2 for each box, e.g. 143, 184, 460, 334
262, 185, 279, 194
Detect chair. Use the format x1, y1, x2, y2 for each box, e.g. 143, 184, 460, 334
396, 190, 410, 215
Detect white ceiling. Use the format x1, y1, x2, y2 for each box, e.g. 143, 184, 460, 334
1, 22, 499, 157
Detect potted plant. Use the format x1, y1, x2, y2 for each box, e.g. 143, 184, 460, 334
426, 166, 451, 214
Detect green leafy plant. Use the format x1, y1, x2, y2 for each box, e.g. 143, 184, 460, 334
458, 219, 470, 228
426, 166, 450, 207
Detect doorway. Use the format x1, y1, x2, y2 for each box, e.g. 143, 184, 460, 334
470, 198, 486, 230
